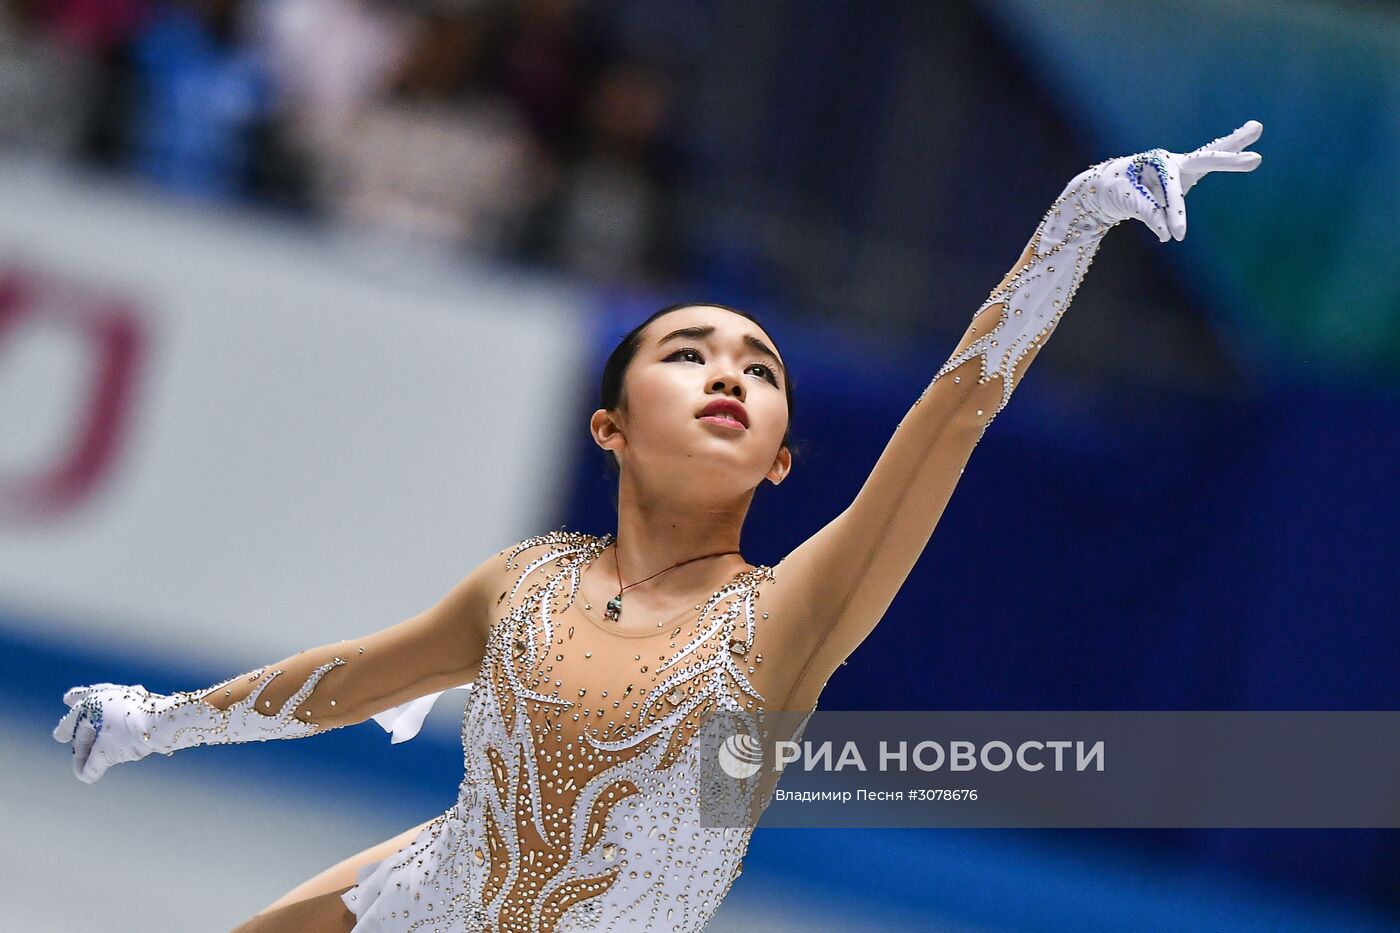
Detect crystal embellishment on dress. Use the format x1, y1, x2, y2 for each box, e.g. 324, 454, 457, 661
339, 529, 787, 932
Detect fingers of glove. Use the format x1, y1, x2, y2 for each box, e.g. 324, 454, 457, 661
1148, 207, 1172, 244
53, 703, 84, 743
1192, 120, 1263, 155
1129, 162, 1174, 243
67, 682, 127, 704
1183, 149, 1262, 174
71, 718, 99, 782
1163, 164, 1187, 241
1181, 149, 1261, 195
79, 744, 115, 784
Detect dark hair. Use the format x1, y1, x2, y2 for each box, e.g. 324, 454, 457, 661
598, 302, 797, 477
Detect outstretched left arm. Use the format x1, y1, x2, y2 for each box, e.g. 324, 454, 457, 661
771, 122, 1263, 704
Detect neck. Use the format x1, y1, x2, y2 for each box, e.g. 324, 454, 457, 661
609, 469, 754, 591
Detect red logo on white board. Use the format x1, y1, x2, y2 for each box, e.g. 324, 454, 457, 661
0, 267, 147, 523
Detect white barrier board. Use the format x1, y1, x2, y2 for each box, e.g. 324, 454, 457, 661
0, 160, 590, 674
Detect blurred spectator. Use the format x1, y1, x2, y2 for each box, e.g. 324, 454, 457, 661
316, 7, 537, 252
497, 0, 589, 160
533, 58, 678, 285
40, 0, 149, 56
26, 0, 151, 168
0, 0, 102, 156
1, 0, 684, 282
251, 0, 412, 156
126, 0, 271, 201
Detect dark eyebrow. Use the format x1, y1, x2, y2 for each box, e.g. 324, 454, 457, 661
656, 325, 786, 378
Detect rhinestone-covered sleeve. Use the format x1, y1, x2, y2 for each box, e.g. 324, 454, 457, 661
912, 159, 1125, 433
143, 659, 349, 754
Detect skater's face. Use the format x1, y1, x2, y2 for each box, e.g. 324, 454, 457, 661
593, 305, 791, 494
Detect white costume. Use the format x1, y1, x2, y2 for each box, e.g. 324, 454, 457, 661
340, 530, 802, 931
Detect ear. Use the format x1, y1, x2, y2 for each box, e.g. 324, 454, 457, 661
765, 445, 792, 486
591, 408, 626, 460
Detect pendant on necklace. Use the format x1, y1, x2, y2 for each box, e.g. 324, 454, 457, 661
605, 596, 623, 621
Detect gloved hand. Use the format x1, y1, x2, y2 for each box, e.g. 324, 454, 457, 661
54, 659, 346, 784
52, 682, 162, 784
1056, 120, 1264, 245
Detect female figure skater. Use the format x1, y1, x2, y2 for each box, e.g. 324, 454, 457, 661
53, 121, 1262, 931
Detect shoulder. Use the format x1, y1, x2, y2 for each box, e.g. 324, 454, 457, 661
432, 530, 592, 638
734, 553, 834, 695
496, 527, 609, 594
502, 528, 603, 565
438, 530, 591, 610
746, 553, 813, 625
732, 562, 778, 604
500, 528, 607, 571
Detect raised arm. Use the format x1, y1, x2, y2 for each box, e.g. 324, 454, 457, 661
53, 546, 508, 783
771, 122, 1264, 703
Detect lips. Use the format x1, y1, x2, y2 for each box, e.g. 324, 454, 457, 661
697, 398, 749, 429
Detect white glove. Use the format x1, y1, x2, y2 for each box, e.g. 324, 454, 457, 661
932, 120, 1263, 421
53, 660, 346, 784
1069, 119, 1264, 244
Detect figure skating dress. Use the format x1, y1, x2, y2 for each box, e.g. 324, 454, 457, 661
341, 529, 811, 932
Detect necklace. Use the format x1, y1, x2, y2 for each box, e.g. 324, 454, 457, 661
605, 537, 741, 623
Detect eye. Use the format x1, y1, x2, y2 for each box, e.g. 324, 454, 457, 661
747, 363, 779, 386
664, 347, 704, 363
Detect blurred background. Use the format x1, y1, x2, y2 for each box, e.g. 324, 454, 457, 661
2, 0, 1397, 930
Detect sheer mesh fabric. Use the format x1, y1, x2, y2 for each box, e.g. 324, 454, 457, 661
340, 529, 805, 932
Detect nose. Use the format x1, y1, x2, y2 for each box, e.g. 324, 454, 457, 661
709, 373, 744, 401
